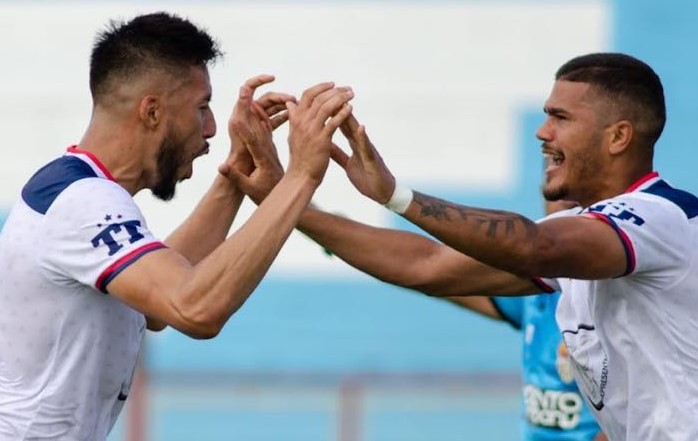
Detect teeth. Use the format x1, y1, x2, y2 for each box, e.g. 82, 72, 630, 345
543, 153, 564, 166
543, 153, 554, 167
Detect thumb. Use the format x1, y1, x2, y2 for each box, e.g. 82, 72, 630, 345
218, 162, 232, 177
218, 163, 250, 182
330, 143, 349, 169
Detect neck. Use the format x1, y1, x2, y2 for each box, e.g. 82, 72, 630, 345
79, 112, 151, 196
579, 162, 654, 208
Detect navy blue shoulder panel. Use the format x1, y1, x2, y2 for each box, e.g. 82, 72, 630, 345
21, 156, 98, 215
642, 179, 698, 219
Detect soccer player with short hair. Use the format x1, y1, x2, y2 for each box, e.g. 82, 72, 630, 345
227, 53, 698, 440
0, 12, 353, 440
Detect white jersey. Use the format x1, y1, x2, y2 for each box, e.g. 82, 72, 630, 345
0, 147, 165, 440
538, 172, 698, 441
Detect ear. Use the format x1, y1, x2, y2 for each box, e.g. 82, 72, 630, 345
607, 120, 633, 155
139, 95, 161, 130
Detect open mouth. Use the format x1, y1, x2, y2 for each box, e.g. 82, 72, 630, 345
197, 144, 210, 158
544, 151, 565, 169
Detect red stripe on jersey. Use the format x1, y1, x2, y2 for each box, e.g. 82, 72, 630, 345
625, 171, 659, 193
67, 145, 116, 181
584, 212, 637, 275
532, 277, 556, 293
96, 242, 166, 292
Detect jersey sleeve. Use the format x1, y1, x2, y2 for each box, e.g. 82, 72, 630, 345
490, 297, 525, 329
583, 192, 690, 276
529, 208, 575, 294
40, 178, 166, 293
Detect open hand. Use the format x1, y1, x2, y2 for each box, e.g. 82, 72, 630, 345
219, 75, 295, 203
285, 82, 354, 186
331, 114, 396, 204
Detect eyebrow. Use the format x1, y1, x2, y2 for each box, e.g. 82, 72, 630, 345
544, 106, 570, 117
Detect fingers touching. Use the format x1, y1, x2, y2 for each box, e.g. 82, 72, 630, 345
229, 77, 388, 200
284, 82, 354, 184
330, 143, 349, 169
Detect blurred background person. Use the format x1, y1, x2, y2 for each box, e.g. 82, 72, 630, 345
446, 199, 606, 441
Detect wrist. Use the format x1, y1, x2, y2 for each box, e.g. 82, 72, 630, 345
384, 183, 413, 214
213, 172, 245, 200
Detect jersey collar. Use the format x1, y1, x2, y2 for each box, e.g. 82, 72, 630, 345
624, 171, 659, 193
65, 145, 116, 182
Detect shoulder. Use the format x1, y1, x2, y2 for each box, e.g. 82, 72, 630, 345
639, 179, 698, 220
22, 156, 131, 216
587, 182, 698, 227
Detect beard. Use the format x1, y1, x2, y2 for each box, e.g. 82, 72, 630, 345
542, 177, 569, 202
542, 136, 604, 205
151, 129, 186, 201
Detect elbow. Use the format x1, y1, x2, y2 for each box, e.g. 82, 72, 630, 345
187, 328, 221, 340
172, 300, 226, 340
403, 272, 454, 298
180, 318, 223, 340
146, 317, 168, 332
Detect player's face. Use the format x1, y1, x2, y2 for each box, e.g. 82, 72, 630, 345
152, 66, 216, 201
151, 125, 189, 200
536, 80, 607, 207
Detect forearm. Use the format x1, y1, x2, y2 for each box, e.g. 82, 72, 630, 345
165, 174, 245, 264
402, 191, 546, 276
298, 206, 441, 289
298, 206, 539, 296
173, 172, 317, 335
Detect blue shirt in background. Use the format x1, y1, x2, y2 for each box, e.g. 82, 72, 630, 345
492, 293, 600, 441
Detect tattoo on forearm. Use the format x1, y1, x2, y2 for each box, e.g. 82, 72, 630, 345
417, 197, 452, 221
413, 192, 535, 239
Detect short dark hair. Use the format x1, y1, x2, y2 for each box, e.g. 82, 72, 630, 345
556, 53, 666, 148
89, 12, 222, 103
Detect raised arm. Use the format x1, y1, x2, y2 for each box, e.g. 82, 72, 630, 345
298, 206, 540, 297
219, 106, 541, 300
165, 75, 294, 264
106, 82, 354, 339
332, 114, 628, 280
307, 205, 509, 321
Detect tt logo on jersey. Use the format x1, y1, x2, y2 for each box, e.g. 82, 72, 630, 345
91, 216, 145, 256
588, 202, 645, 226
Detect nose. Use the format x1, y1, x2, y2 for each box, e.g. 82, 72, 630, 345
203, 108, 216, 139
536, 117, 553, 142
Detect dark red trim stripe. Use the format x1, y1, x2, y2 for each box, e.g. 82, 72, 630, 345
532, 277, 556, 293
625, 171, 659, 193
96, 242, 166, 293
584, 212, 636, 276
67, 145, 116, 182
